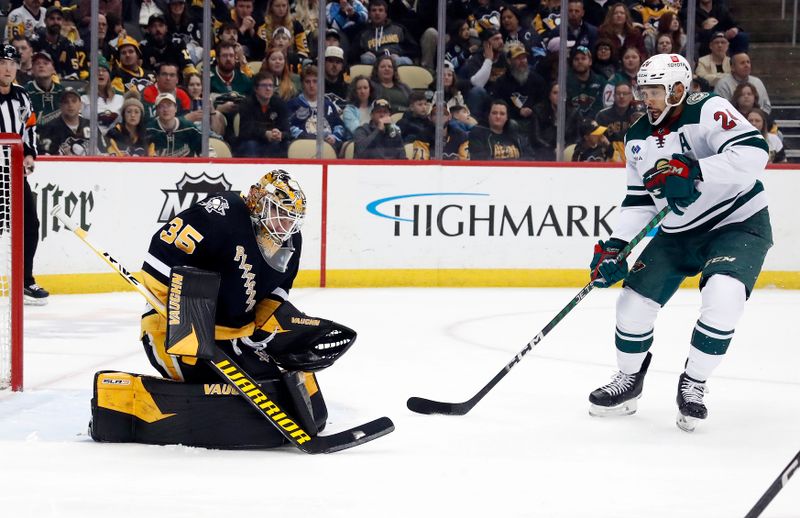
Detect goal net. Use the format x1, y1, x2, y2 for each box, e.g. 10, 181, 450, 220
0, 135, 24, 391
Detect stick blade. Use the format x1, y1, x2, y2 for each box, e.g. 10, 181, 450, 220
406, 396, 471, 416
304, 416, 395, 454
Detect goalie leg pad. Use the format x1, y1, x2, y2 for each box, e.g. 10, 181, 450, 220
165, 266, 220, 360
90, 370, 327, 449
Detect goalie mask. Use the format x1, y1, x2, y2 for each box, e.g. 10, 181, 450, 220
244, 170, 306, 270
634, 53, 692, 126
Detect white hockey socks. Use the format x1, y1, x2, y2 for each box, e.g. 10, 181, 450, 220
686, 274, 746, 381
615, 287, 661, 374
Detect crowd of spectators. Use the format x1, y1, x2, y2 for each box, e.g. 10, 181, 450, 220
0, 0, 784, 162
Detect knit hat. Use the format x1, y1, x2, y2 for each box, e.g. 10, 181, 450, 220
121, 89, 144, 114
97, 55, 111, 72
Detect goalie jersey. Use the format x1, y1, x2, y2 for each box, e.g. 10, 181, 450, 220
141, 191, 302, 348
615, 92, 770, 241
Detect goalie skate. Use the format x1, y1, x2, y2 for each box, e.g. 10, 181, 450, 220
675, 372, 708, 433
589, 352, 652, 417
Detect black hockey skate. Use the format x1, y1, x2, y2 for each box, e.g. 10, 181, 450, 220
24, 283, 49, 306
676, 372, 708, 433
589, 352, 652, 417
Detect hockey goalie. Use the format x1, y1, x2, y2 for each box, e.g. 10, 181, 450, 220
90, 170, 356, 449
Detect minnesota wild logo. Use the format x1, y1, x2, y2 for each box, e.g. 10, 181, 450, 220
652, 126, 671, 148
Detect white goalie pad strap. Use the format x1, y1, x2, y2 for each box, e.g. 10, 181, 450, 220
144, 252, 171, 278
271, 287, 289, 301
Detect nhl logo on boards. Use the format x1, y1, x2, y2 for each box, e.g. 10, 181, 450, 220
159, 173, 237, 222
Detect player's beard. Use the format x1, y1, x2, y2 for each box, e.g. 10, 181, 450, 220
647, 106, 664, 125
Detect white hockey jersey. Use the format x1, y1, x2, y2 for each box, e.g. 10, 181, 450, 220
4, 5, 45, 42
614, 92, 770, 241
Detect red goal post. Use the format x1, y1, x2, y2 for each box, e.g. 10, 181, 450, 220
0, 134, 24, 391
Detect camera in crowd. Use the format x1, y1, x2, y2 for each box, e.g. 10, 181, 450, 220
212, 92, 247, 107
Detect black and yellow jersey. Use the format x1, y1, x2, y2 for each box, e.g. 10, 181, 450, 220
141, 191, 302, 344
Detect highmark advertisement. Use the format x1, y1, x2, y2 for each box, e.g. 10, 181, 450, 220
325, 165, 625, 270
28, 159, 799, 290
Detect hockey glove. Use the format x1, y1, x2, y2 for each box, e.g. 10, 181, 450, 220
643, 154, 702, 216
590, 238, 629, 288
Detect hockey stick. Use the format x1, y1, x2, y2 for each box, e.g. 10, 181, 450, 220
407, 206, 671, 415
744, 448, 800, 518
53, 206, 394, 453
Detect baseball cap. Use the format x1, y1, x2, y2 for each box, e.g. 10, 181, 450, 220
325, 46, 345, 61
710, 31, 727, 42
370, 98, 391, 113
272, 26, 291, 39
148, 13, 168, 26
0, 44, 20, 64
46, 6, 64, 18
507, 44, 528, 60
580, 118, 607, 136
32, 50, 53, 63
571, 45, 592, 60
325, 28, 341, 40
60, 86, 82, 102
155, 92, 177, 106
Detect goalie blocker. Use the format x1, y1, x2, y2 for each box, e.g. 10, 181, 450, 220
92, 266, 357, 448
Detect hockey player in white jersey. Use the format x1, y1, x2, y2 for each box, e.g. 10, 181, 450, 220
586, 53, 772, 432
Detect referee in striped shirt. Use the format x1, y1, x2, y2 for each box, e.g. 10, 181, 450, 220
0, 44, 49, 305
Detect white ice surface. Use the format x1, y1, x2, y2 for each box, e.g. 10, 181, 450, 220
1, 288, 798, 518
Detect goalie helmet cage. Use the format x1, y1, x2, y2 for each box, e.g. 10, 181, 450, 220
0, 134, 23, 391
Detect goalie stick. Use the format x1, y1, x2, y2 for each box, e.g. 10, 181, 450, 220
53, 206, 394, 454
744, 448, 800, 518
407, 206, 671, 416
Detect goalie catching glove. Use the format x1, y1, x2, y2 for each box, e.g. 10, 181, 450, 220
590, 238, 629, 288
237, 300, 357, 372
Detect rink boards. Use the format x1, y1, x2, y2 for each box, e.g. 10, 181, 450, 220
28, 158, 800, 292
